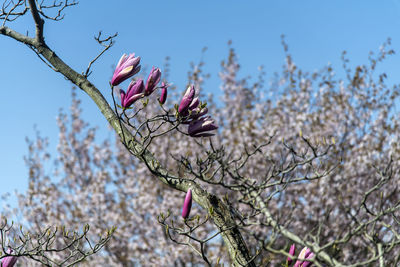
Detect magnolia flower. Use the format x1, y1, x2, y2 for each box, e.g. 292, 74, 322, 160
178, 85, 196, 114
188, 116, 218, 137
159, 82, 168, 104
111, 53, 141, 86
182, 188, 192, 219
293, 247, 314, 267
1, 249, 18, 267
145, 67, 162, 96
120, 79, 145, 108
179, 99, 208, 124
188, 97, 199, 110
189, 106, 208, 121
287, 244, 296, 265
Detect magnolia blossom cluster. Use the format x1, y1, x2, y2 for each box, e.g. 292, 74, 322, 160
287, 245, 314, 267
178, 85, 218, 137
111, 53, 218, 137
111, 54, 163, 108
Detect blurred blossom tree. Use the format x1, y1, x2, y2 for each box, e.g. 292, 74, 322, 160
1, 1, 400, 266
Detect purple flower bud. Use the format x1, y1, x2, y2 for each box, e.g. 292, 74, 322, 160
188, 116, 218, 137
2, 249, 18, 267
120, 79, 145, 108
301, 253, 314, 267
178, 86, 195, 114
145, 67, 162, 96
188, 97, 199, 111
189, 132, 215, 138
179, 97, 208, 124
120, 89, 126, 104
190, 107, 208, 120
182, 188, 192, 219
287, 244, 296, 265
294, 247, 313, 267
111, 53, 141, 86
159, 82, 168, 104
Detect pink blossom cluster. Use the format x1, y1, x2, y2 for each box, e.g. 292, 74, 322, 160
111, 54, 163, 109
111, 53, 218, 137
178, 85, 218, 137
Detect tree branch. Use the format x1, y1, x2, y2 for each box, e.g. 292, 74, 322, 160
0, 23, 256, 267
27, 0, 44, 44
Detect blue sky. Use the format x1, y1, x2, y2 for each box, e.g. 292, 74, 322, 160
1, 0, 400, 206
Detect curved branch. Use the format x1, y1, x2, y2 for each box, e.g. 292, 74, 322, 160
0, 10, 256, 267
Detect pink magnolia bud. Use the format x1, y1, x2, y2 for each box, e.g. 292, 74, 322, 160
190, 107, 208, 121
2, 249, 18, 267
178, 86, 195, 114
301, 254, 314, 267
145, 67, 162, 96
188, 97, 199, 111
287, 244, 296, 265
188, 116, 218, 137
111, 53, 141, 86
182, 188, 192, 219
159, 82, 168, 104
294, 247, 313, 267
120, 79, 145, 108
